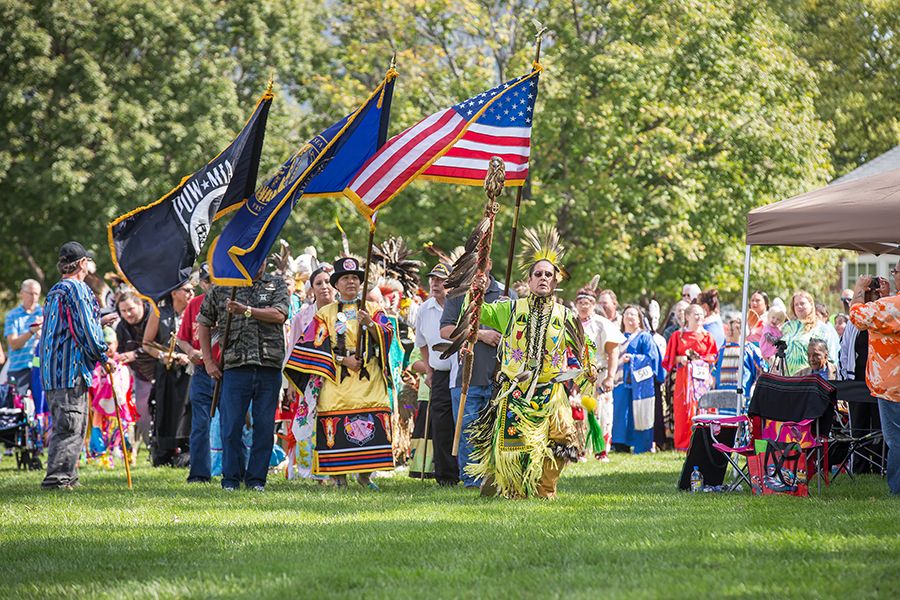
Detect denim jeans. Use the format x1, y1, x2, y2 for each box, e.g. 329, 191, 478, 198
219, 366, 281, 489
450, 384, 493, 487
210, 409, 223, 477
878, 399, 900, 495
187, 367, 214, 482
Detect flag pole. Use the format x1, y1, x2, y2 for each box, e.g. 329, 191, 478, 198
502, 25, 546, 296
104, 362, 133, 490
355, 214, 378, 376
210, 287, 237, 417
503, 186, 524, 296
420, 399, 431, 481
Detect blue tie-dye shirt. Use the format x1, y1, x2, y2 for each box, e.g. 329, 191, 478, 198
39, 278, 108, 390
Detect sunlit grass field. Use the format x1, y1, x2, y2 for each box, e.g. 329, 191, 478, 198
1, 451, 897, 599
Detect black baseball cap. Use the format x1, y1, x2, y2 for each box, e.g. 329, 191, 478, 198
58, 241, 89, 264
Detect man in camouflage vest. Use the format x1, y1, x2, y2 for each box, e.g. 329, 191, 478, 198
198, 264, 289, 492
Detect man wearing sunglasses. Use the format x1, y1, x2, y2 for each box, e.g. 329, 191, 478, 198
462, 226, 595, 500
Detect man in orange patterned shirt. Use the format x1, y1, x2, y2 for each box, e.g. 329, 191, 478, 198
849, 265, 900, 495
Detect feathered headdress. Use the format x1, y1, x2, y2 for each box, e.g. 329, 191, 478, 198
576, 275, 601, 301
371, 236, 423, 296
268, 240, 319, 283
518, 223, 568, 280
334, 215, 352, 257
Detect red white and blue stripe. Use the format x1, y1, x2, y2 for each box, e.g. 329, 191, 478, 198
343, 68, 540, 219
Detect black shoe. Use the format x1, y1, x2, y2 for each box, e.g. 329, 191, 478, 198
187, 477, 211, 484
436, 478, 459, 487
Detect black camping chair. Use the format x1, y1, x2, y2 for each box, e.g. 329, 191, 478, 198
828, 380, 886, 480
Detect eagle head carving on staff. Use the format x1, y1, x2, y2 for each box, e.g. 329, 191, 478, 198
484, 156, 506, 199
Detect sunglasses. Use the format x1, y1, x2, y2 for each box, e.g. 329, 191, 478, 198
532, 270, 555, 279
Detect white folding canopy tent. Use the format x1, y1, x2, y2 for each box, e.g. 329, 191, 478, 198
737, 164, 900, 392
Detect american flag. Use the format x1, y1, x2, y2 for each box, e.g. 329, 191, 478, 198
343, 68, 540, 219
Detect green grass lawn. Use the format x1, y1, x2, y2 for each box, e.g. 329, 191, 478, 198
0, 451, 897, 599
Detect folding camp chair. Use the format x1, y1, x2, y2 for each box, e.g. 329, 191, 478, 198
690, 414, 753, 491
747, 373, 837, 495
692, 390, 751, 486
828, 380, 887, 480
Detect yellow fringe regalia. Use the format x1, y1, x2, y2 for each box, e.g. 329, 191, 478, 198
466, 295, 594, 498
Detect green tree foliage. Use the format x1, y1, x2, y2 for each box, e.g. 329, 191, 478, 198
304, 0, 837, 304
0, 0, 323, 290
0, 0, 894, 310
769, 0, 900, 176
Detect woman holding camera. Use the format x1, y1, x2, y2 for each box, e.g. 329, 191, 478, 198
780, 291, 840, 376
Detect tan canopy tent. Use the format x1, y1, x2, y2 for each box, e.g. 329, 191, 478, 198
746, 167, 900, 255
736, 160, 900, 399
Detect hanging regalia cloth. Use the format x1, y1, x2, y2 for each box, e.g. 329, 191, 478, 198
284, 294, 395, 476
460, 224, 594, 498
150, 296, 191, 467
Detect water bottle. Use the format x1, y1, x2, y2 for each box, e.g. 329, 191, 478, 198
690, 466, 704, 493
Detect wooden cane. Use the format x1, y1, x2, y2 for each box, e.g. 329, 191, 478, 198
104, 362, 133, 490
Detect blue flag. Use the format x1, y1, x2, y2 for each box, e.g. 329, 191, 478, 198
209, 68, 397, 285
108, 89, 272, 301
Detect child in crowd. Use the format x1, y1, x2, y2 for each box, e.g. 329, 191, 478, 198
87, 327, 137, 467
760, 307, 786, 362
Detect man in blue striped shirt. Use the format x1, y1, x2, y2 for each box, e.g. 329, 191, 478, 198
40, 241, 108, 490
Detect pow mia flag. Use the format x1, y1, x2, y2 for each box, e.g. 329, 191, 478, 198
108, 89, 272, 302
210, 67, 397, 286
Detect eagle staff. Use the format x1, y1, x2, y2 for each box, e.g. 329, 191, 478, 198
441, 157, 507, 456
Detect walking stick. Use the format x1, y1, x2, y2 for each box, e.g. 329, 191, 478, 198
210, 287, 237, 418
104, 362, 133, 490
446, 157, 507, 456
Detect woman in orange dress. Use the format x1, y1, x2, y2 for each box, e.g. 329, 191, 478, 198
662, 304, 718, 451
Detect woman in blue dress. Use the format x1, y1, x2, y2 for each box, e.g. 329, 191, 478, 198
612, 305, 666, 454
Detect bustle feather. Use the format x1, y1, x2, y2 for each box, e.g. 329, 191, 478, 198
371, 236, 423, 296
